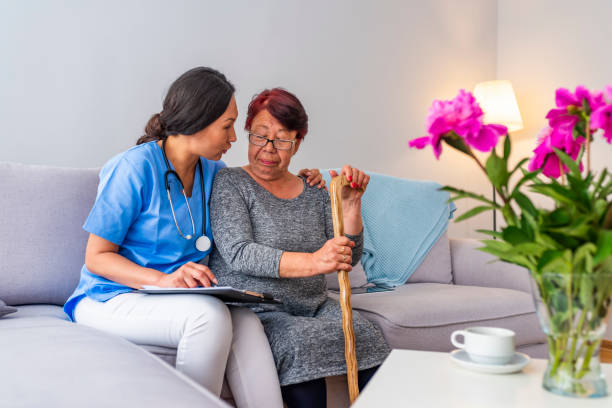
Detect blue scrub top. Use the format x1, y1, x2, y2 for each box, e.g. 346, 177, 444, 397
63, 141, 225, 321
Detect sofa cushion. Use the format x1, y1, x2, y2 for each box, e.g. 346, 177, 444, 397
325, 262, 369, 290
9, 304, 69, 320
0, 299, 17, 317
404, 232, 452, 284
325, 232, 452, 290
0, 162, 98, 306
0, 309, 228, 408
346, 283, 546, 356
450, 238, 532, 293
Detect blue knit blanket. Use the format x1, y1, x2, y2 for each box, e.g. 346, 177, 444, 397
323, 171, 455, 289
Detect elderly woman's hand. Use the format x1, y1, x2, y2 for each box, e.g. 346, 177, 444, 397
310, 236, 356, 275
298, 168, 326, 189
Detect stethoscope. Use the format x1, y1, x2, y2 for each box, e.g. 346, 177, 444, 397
161, 138, 211, 252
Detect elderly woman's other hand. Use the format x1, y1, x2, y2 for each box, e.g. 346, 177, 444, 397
328, 165, 369, 204
298, 168, 326, 190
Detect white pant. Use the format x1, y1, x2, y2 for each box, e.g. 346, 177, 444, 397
74, 293, 283, 408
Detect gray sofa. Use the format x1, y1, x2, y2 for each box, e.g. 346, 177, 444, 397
0, 162, 229, 407
2, 161, 577, 407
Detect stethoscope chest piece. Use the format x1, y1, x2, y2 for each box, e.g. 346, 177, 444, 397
195, 235, 211, 252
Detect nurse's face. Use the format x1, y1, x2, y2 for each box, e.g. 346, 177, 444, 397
188, 95, 238, 161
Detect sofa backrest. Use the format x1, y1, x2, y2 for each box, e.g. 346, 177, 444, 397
0, 162, 98, 306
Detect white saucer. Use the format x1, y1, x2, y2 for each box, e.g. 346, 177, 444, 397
450, 349, 530, 374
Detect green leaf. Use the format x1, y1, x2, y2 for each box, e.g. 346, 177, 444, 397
439, 186, 499, 207
520, 216, 535, 241
593, 230, 612, 265
478, 245, 534, 270
553, 147, 581, 176
486, 151, 509, 190
579, 276, 594, 309
538, 249, 572, 274
546, 208, 571, 227
454, 205, 493, 223
572, 243, 596, 274
535, 232, 562, 250
547, 217, 592, 240
514, 192, 538, 217
509, 158, 529, 178
514, 242, 546, 256
593, 169, 609, 196
547, 232, 581, 249
502, 226, 531, 245
480, 239, 514, 252
551, 292, 569, 313
503, 135, 511, 161
476, 229, 504, 239
530, 184, 577, 206
551, 311, 570, 333
511, 170, 540, 198
595, 199, 609, 221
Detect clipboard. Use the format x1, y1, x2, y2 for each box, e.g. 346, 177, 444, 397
137, 285, 282, 304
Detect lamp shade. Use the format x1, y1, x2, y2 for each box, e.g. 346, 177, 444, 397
473, 80, 523, 132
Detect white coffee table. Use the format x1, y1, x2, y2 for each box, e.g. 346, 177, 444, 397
353, 349, 612, 407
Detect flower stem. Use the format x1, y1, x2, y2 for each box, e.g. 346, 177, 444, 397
568, 309, 587, 364
577, 340, 601, 379
584, 124, 591, 174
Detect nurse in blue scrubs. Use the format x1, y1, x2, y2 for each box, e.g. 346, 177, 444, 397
63, 67, 322, 406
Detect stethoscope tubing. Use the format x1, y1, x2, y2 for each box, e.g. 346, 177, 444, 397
161, 139, 208, 245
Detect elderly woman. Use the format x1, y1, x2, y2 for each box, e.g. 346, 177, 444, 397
209, 88, 390, 408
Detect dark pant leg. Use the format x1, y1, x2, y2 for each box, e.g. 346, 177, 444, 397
281, 378, 327, 408
358, 365, 380, 391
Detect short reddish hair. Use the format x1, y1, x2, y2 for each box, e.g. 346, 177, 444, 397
245, 88, 309, 139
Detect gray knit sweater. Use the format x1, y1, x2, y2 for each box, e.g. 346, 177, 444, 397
209, 167, 363, 316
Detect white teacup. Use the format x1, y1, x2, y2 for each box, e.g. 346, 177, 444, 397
451, 327, 515, 365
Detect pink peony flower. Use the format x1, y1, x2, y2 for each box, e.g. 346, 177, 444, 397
591, 104, 612, 143
408, 136, 430, 149
409, 89, 506, 159
465, 123, 507, 153
546, 108, 579, 130
555, 85, 606, 112
528, 126, 584, 178
604, 86, 612, 102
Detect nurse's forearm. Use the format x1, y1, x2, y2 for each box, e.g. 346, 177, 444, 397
85, 252, 163, 289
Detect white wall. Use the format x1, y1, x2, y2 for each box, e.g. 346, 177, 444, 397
0, 0, 497, 238
497, 0, 612, 208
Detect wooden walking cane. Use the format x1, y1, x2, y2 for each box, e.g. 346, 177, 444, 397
329, 175, 361, 405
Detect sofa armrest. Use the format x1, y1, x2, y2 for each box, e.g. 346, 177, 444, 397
450, 238, 532, 294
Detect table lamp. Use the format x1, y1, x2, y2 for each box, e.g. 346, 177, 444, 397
473, 80, 524, 233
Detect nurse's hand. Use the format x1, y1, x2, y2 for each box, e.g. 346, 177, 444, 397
298, 168, 326, 190
155, 262, 218, 288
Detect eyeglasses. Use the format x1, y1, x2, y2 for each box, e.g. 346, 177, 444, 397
248, 132, 296, 151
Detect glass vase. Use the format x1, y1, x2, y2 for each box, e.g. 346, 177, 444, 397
530, 272, 612, 398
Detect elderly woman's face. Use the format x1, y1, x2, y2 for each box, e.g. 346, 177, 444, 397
247, 109, 300, 180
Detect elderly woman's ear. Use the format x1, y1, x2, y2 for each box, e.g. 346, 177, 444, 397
292, 138, 302, 155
